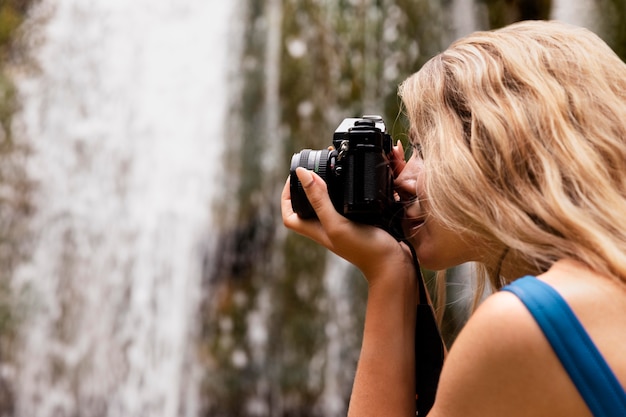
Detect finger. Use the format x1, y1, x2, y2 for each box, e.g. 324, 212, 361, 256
281, 173, 334, 246
281, 176, 295, 218
280, 175, 313, 226
392, 140, 407, 177
395, 139, 405, 158
295, 167, 336, 221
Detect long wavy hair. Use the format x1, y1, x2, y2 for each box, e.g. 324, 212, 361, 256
399, 20, 626, 307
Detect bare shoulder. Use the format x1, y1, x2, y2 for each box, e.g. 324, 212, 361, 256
538, 260, 626, 392
428, 287, 590, 417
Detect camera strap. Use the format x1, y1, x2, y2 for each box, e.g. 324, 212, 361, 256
405, 241, 445, 416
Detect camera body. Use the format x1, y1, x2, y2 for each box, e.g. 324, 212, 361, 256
290, 115, 397, 228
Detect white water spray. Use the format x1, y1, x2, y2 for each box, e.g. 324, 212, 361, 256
11, 1, 240, 416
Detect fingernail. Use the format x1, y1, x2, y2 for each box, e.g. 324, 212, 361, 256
296, 167, 314, 188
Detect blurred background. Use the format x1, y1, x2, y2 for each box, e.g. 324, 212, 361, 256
0, 0, 623, 416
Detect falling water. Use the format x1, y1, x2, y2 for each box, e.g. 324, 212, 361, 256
10, 1, 240, 416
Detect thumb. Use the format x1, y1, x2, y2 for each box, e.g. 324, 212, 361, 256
295, 167, 338, 221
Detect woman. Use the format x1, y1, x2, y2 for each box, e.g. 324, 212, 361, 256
281, 20, 626, 416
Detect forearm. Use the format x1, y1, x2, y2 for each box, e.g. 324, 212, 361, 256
281, 168, 418, 413
348, 266, 418, 416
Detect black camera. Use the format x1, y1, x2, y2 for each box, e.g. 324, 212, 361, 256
290, 115, 401, 234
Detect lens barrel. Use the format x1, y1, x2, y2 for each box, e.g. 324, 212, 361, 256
289, 149, 335, 218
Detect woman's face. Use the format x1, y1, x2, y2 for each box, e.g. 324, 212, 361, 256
395, 152, 484, 270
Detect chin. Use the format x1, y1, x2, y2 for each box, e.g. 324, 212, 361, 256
406, 240, 440, 270
407, 240, 464, 271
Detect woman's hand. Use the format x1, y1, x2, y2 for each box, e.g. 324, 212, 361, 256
281, 140, 414, 283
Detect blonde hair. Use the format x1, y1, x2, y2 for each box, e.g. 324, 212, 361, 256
399, 21, 626, 304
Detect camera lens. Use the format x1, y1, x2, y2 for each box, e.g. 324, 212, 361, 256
289, 149, 335, 218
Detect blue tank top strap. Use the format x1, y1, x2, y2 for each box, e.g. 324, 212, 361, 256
502, 276, 626, 417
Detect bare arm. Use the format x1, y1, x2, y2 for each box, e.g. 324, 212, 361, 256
429, 290, 588, 417
281, 166, 418, 416
348, 262, 418, 416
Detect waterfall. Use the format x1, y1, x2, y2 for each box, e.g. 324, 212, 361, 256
10, 1, 240, 416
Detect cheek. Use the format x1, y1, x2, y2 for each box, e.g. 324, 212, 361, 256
402, 158, 481, 269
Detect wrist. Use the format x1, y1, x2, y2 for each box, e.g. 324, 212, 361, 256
362, 244, 418, 295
